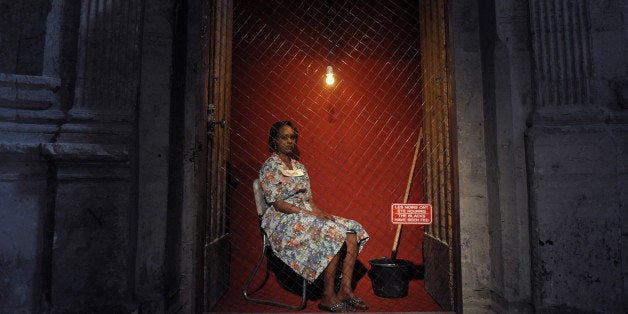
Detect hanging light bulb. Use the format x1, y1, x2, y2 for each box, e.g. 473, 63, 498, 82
325, 65, 335, 85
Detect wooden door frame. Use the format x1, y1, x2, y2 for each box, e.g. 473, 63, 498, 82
203, 0, 233, 311
418, 0, 462, 311
446, 2, 463, 310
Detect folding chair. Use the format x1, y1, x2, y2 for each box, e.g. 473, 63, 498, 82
243, 179, 307, 309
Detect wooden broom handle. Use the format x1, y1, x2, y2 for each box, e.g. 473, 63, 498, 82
391, 127, 423, 259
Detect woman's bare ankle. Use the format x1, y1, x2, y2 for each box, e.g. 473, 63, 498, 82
320, 293, 341, 306
336, 286, 355, 300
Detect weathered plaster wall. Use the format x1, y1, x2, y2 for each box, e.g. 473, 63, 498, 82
450, 0, 494, 310
0, 0, 49, 75
0, 0, 146, 312
134, 0, 174, 312
0, 146, 47, 311
527, 125, 626, 312
525, 0, 627, 312
1, 0, 215, 311
452, 0, 626, 312
1, 0, 74, 311
482, 0, 534, 311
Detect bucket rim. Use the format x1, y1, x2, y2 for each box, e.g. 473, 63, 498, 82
368, 257, 412, 267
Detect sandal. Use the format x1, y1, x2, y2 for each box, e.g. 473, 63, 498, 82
318, 301, 356, 312
343, 297, 369, 310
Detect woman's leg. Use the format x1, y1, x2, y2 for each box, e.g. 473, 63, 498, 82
338, 233, 358, 299
337, 233, 369, 309
320, 252, 341, 306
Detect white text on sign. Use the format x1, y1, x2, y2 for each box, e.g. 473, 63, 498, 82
391, 203, 433, 225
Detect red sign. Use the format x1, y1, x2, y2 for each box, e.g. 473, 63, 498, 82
391, 203, 433, 225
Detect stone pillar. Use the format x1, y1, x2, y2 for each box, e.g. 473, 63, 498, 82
45, 143, 134, 312
0, 0, 65, 142
134, 0, 175, 312
49, 0, 142, 311
62, 0, 142, 144
526, 0, 627, 312
0, 144, 48, 312
449, 0, 493, 311
484, 0, 535, 311
452, 0, 535, 311
0, 0, 143, 311
1, 1, 65, 311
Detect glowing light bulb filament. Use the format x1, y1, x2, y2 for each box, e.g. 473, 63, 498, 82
325, 66, 335, 85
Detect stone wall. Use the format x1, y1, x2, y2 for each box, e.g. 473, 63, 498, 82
525, 0, 627, 311
0, 144, 48, 311
527, 124, 626, 312
0, 0, 50, 75
452, 0, 627, 312
0, 0, 143, 311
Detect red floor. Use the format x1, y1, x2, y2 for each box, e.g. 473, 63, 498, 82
211, 256, 444, 313
215, 178, 443, 313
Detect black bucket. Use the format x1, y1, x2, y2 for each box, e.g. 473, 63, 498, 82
368, 258, 412, 298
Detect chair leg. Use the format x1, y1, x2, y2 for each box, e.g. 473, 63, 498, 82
243, 235, 307, 310
243, 242, 269, 296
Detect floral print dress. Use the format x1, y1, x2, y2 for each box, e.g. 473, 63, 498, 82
259, 153, 369, 283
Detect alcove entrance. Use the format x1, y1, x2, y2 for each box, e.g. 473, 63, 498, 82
202, 0, 460, 312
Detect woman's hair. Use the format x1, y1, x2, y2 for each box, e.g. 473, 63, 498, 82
268, 120, 298, 152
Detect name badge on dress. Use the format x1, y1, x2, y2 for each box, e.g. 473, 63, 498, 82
280, 168, 304, 177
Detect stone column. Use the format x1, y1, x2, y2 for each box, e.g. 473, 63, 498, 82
526, 0, 627, 312
62, 0, 142, 144
1, 1, 65, 311
48, 0, 143, 311
0, 0, 143, 311
0, 144, 48, 312
45, 143, 134, 312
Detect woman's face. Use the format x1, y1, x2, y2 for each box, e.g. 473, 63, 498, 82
275, 125, 297, 155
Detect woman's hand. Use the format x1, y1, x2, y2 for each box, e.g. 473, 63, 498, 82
314, 211, 335, 220
310, 201, 335, 221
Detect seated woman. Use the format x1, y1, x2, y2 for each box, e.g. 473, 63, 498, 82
259, 120, 370, 312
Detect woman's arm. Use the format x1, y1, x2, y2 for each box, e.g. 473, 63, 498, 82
272, 199, 335, 220
308, 200, 335, 221
272, 200, 305, 214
